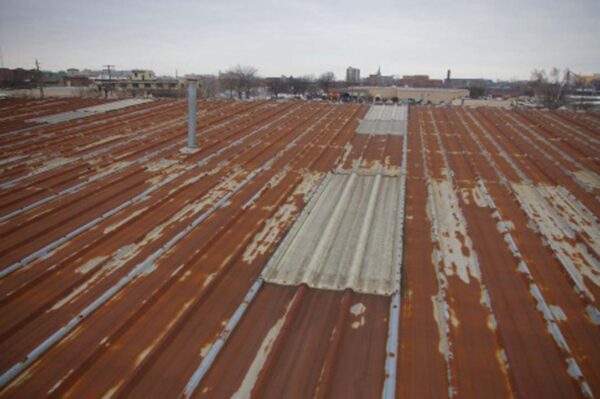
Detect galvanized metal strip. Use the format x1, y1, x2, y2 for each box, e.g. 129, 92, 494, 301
381, 292, 400, 399
381, 108, 408, 399
180, 278, 264, 399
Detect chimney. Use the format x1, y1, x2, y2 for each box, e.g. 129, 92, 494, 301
446, 69, 451, 85
187, 78, 198, 149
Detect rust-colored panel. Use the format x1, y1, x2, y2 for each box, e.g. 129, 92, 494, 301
0, 101, 598, 399
198, 284, 387, 399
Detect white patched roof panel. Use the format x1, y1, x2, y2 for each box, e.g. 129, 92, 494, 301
264, 173, 403, 295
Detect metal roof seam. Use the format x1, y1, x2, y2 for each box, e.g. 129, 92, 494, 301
382, 105, 408, 399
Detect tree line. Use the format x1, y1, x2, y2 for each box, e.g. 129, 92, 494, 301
212, 64, 337, 99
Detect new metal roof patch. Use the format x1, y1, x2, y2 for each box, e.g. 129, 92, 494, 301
356, 105, 407, 135
264, 172, 403, 296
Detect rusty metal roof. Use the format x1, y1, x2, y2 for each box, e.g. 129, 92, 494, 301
0, 99, 598, 398
0, 97, 117, 134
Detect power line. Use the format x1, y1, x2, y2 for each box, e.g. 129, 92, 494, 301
103, 64, 115, 81
103, 64, 115, 98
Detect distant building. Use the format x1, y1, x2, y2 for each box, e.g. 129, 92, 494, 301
66, 68, 81, 77
398, 75, 444, 88
131, 70, 156, 81
576, 73, 600, 84
447, 78, 494, 89
64, 76, 92, 87
0, 68, 42, 89
111, 70, 200, 97
366, 67, 394, 87
348, 86, 468, 104
116, 79, 178, 94
346, 67, 360, 84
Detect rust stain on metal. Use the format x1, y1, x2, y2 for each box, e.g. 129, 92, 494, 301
0, 99, 598, 398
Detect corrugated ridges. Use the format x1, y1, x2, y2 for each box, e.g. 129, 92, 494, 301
263, 172, 401, 295
356, 105, 407, 135
0, 97, 115, 134
0, 98, 598, 398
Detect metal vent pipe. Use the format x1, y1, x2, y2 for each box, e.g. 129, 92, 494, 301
187, 78, 198, 148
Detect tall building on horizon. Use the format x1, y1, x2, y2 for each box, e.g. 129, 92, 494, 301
346, 66, 360, 84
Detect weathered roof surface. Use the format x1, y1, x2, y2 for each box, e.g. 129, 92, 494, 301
0, 99, 599, 398
0, 97, 115, 134
27, 99, 153, 124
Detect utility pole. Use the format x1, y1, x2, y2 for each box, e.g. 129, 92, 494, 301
35, 59, 44, 99
103, 64, 115, 98
176, 69, 180, 99
103, 64, 114, 80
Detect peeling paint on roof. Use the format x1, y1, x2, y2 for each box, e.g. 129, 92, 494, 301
0, 99, 599, 398
511, 182, 600, 300
428, 179, 481, 284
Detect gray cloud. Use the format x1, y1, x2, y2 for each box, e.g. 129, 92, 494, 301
1, 0, 598, 80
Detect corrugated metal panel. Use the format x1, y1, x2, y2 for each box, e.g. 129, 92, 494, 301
78, 99, 153, 114
27, 99, 153, 124
264, 172, 401, 295
0, 98, 599, 399
357, 105, 407, 135
0, 98, 112, 135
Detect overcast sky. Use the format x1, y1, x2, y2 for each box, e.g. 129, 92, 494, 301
1, 0, 598, 80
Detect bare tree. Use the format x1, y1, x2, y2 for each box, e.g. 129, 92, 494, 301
289, 75, 313, 96
219, 71, 236, 99
530, 67, 566, 109
266, 76, 289, 99
318, 71, 336, 94
223, 65, 258, 99
200, 75, 219, 98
